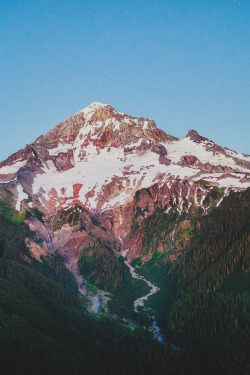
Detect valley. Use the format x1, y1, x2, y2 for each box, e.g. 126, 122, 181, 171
124, 258, 163, 342
0, 102, 249, 375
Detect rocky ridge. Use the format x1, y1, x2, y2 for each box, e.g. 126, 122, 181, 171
0, 102, 249, 263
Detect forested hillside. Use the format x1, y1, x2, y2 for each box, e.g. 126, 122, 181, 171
0, 188, 249, 374
130, 188, 250, 375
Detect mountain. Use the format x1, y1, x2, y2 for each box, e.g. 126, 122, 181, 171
0, 102, 249, 259
0, 102, 249, 375
1, 103, 249, 214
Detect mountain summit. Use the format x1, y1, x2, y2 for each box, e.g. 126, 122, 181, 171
0, 102, 249, 219
0, 104, 249, 375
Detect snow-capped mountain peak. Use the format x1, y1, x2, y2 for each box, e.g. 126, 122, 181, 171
0, 103, 249, 222
78, 101, 110, 119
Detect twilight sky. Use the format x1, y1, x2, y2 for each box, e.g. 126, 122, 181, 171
0, 0, 249, 161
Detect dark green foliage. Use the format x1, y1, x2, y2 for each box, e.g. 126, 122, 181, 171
0, 259, 188, 375
52, 205, 86, 230
78, 239, 123, 291
0, 197, 188, 374
131, 206, 178, 255
0, 197, 78, 296
130, 252, 177, 334
198, 179, 210, 188
221, 267, 250, 295
31, 254, 79, 296
0, 188, 16, 219
28, 207, 45, 222
167, 292, 250, 375
135, 188, 250, 374
174, 188, 250, 292
0, 188, 249, 374
141, 208, 178, 254
203, 186, 224, 207
108, 258, 150, 319
0, 207, 30, 262
131, 256, 143, 267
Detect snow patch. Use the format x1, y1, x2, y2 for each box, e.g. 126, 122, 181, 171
0, 160, 26, 175
48, 143, 72, 156
78, 102, 108, 121
16, 185, 28, 211
163, 137, 249, 172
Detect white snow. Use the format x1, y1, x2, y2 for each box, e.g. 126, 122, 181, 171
31, 133, 250, 212
0, 160, 26, 175
215, 177, 250, 188
48, 143, 72, 156
193, 173, 249, 188
124, 259, 160, 312
225, 148, 250, 163
3, 103, 246, 213
1, 101, 248, 216
16, 185, 28, 211
78, 102, 108, 121
163, 137, 249, 172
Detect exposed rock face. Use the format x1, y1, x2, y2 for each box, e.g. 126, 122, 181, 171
25, 205, 122, 293
179, 155, 234, 173
101, 178, 216, 259
185, 129, 250, 170
186, 129, 207, 142
0, 102, 249, 264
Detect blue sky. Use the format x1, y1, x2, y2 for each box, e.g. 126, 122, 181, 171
0, 0, 249, 161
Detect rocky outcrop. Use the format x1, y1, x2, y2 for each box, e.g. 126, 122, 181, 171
179, 155, 234, 173
0, 102, 249, 265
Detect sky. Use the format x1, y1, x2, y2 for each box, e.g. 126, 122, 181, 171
0, 0, 249, 161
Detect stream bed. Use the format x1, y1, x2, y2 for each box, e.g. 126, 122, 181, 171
124, 259, 163, 342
